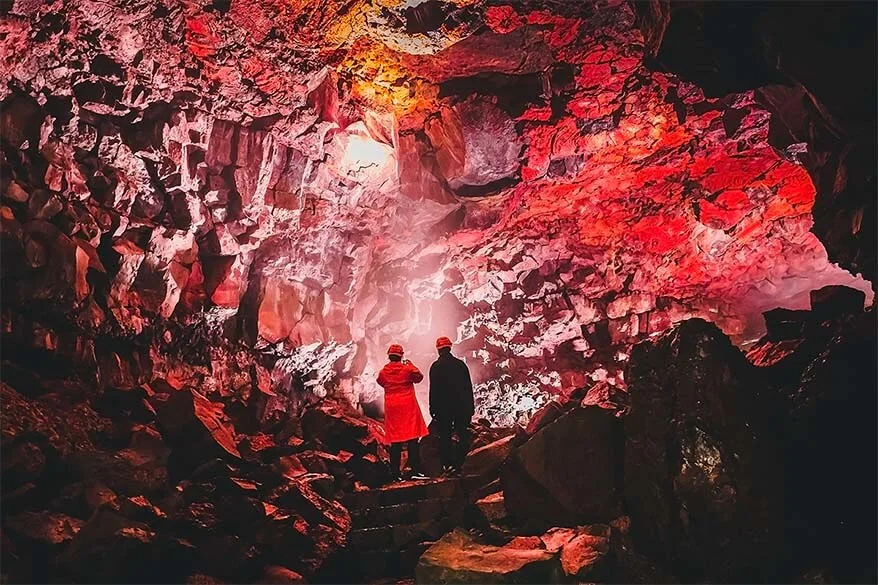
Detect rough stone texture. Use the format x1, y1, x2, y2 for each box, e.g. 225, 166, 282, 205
460, 433, 519, 484
773, 307, 877, 583
624, 305, 877, 583
501, 406, 622, 531
0, 0, 872, 423
0, 1, 875, 581
633, 1, 876, 283
415, 528, 561, 584
624, 318, 785, 582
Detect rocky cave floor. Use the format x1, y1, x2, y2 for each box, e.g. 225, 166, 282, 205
1, 0, 877, 583
1, 285, 875, 584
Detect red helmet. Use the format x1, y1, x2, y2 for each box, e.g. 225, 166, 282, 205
387, 343, 404, 357
435, 336, 453, 350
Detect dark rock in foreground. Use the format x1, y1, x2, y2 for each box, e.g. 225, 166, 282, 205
624, 318, 785, 583
501, 406, 622, 531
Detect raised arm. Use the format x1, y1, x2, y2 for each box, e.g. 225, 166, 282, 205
408, 363, 424, 383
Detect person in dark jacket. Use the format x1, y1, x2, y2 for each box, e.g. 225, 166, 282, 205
429, 336, 474, 473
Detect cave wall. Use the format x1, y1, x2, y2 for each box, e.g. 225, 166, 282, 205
1, 0, 873, 418
633, 0, 877, 283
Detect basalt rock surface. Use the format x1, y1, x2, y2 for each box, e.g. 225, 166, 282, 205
0, 1, 875, 582
0, 0, 873, 428
633, 0, 877, 283
623, 294, 876, 583
0, 367, 387, 583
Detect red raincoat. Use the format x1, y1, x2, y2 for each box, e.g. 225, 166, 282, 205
377, 361, 428, 444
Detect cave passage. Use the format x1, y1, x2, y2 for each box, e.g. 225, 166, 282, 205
0, 0, 875, 583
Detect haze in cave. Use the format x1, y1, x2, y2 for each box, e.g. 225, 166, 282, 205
0, 0, 875, 583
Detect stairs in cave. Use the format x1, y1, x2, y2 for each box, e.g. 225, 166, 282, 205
337, 477, 465, 581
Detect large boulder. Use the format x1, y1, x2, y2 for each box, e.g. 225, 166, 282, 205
539, 524, 612, 582
151, 388, 240, 481
56, 507, 195, 583
424, 96, 522, 193
624, 318, 785, 582
523, 400, 568, 436
581, 381, 630, 416
500, 406, 622, 530
808, 284, 866, 321
780, 310, 877, 583
5, 510, 84, 547
267, 478, 351, 535
415, 529, 561, 584
300, 400, 378, 456
461, 433, 520, 490
66, 447, 169, 497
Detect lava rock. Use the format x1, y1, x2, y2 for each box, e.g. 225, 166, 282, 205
415, 528, 561, 584
781, 310, 877, 582
261, 565, 306, 583
345, 452, 386, 487
1, 439, 49, 490
5, 510, 84, 547
425, 96, 522, 192
523, 400, 567, 436
624, 318, 785, 582
809, 285, 866, 321
300, 400, 376, 457
268, 478, 350, 534
581, 381, 630, 416
501, 406, 622, 530
558, 526, 611, 581
151, 388, 240, 481
762, 307, 811, 341
66, 447, 169, 498
461, 433, 520, 495
473, 492, 507, 524
56, 507, 195, 583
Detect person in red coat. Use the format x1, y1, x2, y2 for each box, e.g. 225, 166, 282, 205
377, 343, 428, 480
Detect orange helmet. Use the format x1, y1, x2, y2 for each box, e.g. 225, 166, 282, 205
387, 343, 404, 357
436, 336, 453, 350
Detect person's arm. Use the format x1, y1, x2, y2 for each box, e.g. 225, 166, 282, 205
377, 368, 387, 388
462, 362, 475, 417
429, 364, 437, 418
408, 363, 424, 384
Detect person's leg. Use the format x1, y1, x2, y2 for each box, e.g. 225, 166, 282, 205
437, 419, 452, 469
389, 442, 402, 478
454, 416, 471, 470
407, 438, 422, 474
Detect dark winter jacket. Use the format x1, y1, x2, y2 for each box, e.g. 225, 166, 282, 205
429, 350, 474, 421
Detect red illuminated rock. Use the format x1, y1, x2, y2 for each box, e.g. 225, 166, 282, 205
0, 1, 874, 581
5, 510, 83, 547
557, 525, 612, 581
425, 96, 522, 191
301, 399, 379, 455
415, 528, 561, 584
0, 0, 870, 413
261, 565, 306, 584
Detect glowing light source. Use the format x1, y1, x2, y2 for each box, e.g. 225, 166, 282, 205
344, 133, 391, 169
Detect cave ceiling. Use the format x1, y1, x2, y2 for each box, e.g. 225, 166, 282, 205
0, 0, 872, 407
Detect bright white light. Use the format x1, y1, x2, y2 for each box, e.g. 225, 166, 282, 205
344, 133, 391, 170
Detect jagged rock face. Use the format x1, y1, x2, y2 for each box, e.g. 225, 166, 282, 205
633, 0, 877, 283
624, 301, 877, 583
0, 0, 873, 413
